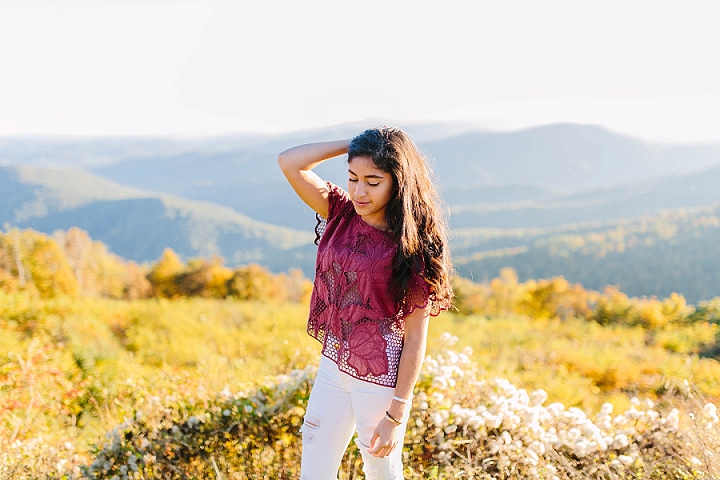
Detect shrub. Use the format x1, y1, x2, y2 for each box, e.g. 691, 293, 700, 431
66, 335, 720, 479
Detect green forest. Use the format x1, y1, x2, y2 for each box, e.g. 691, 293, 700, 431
1, 227, 719, 478
453, 204, 720, 303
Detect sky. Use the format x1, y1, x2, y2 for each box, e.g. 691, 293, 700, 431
1, 0, 719, 144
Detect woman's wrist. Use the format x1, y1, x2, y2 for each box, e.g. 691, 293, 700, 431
384, 410, 402, 425
388, 394, 410, 418
388, 403, 406, 420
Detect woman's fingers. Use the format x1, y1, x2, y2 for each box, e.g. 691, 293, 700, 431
367, 418, 400, 457
369, 441, 398, 458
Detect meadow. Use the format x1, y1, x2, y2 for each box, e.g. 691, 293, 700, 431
1, 228, 720, 478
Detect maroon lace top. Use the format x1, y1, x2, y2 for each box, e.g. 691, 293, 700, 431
308, 183, 447, 387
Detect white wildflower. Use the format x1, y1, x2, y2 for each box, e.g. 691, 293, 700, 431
543, 432, 560, 448
573, 438, 593, 458
526, 420, 545, 439
566, 428, 581, 441
624, 408, 641, 420
467, 415, 484, 430
528, 440, 545, 456
546, 403, 565, 416
611, 434, 629, 449
704, 403, 719, 423
524, 449, 539, 465
431, 376, 448, 389
430, 412, 444, 426
665, 408, 680, 429
618, 454, 634, 466
596, 414, 612, 430
566, 407, 587, 422
530, 389, 548, 406
440, 332, 458, 346
596, 437, 609, 451
513, 389, 530, 406
502, 413, 521, 430
482, 411, 503, 429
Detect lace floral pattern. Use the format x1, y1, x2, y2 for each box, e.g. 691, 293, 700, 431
307, 183, 447, 387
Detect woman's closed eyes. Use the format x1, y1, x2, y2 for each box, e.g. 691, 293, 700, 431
348, 177, 380, 186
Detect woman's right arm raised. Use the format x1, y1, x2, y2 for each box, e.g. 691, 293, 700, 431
278, 139, 350, 219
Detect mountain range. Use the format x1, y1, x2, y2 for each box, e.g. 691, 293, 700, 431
1, 122, 719, 301
0, 165, 315, 271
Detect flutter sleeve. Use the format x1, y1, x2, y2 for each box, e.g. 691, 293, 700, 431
314, 182, 352, 243
402, 269, 453, 318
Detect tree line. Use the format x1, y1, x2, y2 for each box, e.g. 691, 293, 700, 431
453, 268, 720, 357
2, 226, 718, 344
454, 205, 720, 303
0, 226, 311, 303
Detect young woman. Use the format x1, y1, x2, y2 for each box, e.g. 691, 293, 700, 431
278, 127, 453, 479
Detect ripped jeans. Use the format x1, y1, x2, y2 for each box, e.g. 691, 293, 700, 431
300, 355, 410, 480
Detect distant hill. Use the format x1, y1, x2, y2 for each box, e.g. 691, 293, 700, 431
2, 122, 720, 300
453, 204, 720, 303
425, 123, 720, 192
3, 123, 719, 230
449, 162, 720, 229
0, 121, 479, 231
0, 166, 316, 272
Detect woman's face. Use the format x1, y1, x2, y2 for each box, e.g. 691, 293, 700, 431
347, 156, 395, 230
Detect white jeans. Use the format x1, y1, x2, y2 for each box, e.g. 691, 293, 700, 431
300, 356, 410, 480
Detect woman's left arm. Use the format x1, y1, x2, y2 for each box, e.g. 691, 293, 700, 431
368, 304, 430, 457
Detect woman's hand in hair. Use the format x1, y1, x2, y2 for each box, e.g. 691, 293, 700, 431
278, 139, 350, 218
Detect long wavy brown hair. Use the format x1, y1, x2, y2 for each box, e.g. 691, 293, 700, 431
348, 127, 453, 310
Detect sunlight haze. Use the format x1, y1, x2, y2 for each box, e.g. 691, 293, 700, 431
1, 0, 718, 143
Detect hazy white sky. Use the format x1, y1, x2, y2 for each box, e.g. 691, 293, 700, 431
1, 0, 719, 143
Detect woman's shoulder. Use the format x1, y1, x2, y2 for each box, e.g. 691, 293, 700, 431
325, 182, 355, 220
315, 182, 354, 244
